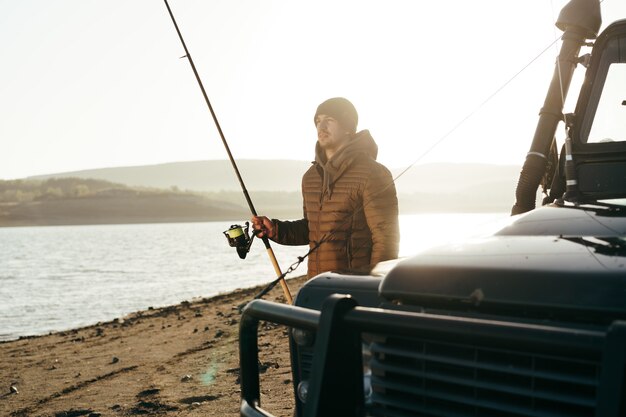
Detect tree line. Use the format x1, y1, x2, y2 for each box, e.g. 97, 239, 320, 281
0, 178, 302, 211
0, 178, 185, 203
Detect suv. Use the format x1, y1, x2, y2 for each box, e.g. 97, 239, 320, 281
239, 1, 626, 416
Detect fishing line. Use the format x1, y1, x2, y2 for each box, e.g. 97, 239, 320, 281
250, 22, 579, 295
163, 1, 599, 302
323, 2, 606, 263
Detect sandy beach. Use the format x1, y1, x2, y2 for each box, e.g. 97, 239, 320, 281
0, 276, 308, 417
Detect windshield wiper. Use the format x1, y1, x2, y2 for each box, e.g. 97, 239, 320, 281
562, 237, 626, 257
555, 199, 626, 216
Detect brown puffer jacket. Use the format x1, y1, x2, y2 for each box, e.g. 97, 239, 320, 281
272, 130, 399, 278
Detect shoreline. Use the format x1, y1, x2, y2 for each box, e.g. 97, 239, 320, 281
0, 208, 509, 229
0, 279, 293, 344
0, 275, 308, 417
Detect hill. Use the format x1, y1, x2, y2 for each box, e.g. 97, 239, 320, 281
0, 178, 251, 227
29, 160, 522, 212
3, 161, 527, 226
29, 160, 313, 193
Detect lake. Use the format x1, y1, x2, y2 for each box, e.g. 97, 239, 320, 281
0, 213, 509, 341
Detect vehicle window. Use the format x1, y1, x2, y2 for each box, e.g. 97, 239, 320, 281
580, 34, 626, 145
587, 63, 626, 143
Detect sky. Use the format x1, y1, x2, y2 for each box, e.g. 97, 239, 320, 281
1, 0, 625, 180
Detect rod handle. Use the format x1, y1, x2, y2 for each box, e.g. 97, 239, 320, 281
265, 246, 293, 304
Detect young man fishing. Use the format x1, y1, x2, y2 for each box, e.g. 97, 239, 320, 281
252, 97, 399, 278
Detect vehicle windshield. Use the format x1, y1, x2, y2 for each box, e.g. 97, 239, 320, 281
582, 34, 626, 144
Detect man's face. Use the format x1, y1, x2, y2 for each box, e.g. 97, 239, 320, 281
315, 114, 350, 154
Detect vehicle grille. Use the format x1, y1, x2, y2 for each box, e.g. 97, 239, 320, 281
299, 348, 314, 380
368, 336, 600, 417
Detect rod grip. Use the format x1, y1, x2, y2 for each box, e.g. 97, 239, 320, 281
265, 246, 293, 304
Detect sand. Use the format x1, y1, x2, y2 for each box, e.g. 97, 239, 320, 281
0, 276, 308, 417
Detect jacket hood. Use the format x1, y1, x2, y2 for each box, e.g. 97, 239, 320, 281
314, 129, 379, 197
315, 129, 378, 165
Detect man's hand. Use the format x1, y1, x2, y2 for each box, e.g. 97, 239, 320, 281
251, 216, 276, 239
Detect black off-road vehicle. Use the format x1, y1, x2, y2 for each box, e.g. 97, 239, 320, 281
239, 1, 626, 416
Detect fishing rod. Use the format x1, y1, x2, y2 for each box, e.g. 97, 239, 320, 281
163, 0, 292, 304
165, 0, 578, 300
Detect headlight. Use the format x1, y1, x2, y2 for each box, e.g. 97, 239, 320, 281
291, 327, 315, 346
295, 340, 373, 406
297, 380, 309, 403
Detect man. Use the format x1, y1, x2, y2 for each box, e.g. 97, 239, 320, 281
252, 97, 399, 278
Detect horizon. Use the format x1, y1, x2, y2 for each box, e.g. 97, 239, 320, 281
1, 1, 625, 180
18, 158, 523, 181
3, 160, 522, 202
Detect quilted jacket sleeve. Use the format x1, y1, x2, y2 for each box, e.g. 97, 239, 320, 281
270, 171, 311, 246
272, 217, 309, 246
363, 164, 400, 264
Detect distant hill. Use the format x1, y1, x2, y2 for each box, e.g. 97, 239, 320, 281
30, 160, 521, 194
0, 178, 250, 227
393, 163, 520, 194
394, 163, 522, 212
0, 194, 250, 227
24, 160, 525, 215
29, 160, 313, 192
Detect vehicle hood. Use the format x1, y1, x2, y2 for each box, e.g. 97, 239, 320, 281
495, 204, 626, 236
380, 234, 626, 321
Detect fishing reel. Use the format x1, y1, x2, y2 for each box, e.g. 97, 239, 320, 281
223, 222, 257, 259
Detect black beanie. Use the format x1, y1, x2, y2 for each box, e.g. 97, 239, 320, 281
314, 97, 358, 133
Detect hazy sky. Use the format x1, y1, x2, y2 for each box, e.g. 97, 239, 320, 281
1, 0, 625, 179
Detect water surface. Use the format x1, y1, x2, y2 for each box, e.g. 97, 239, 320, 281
0, 213, 508, 341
